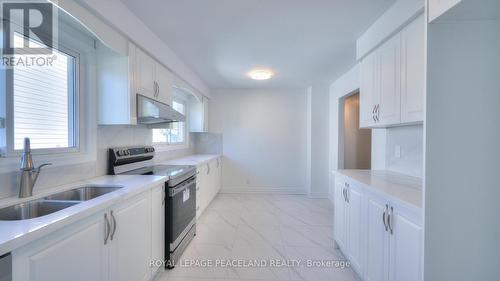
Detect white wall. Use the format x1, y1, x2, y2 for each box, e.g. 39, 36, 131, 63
309, 83, 332, 197
329, 65, 361, 200
425, 19, 500, 281
210, 89, 308, 194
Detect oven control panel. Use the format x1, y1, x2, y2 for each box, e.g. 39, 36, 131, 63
108, 146, 155, 172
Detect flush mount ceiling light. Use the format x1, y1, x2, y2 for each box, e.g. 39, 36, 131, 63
248, 69, 274, 80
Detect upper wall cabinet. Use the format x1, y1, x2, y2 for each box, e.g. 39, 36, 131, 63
189, 95, 210, 133
428, 0, 462, 22
135, 46, 173, 106
360, 14, 425, 128
98, 42, 174, 125
401, 14, 425, 123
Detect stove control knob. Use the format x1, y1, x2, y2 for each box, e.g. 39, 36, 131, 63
125, 150, 130, 156
116, 150, 123, 157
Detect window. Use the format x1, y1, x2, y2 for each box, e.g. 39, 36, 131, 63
152, 99, 186, 145
9, 33, 77, 151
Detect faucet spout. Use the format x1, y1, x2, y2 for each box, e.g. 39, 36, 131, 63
18, 138, 52, 198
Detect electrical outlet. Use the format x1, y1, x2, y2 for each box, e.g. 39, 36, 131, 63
395, 145, 401, 158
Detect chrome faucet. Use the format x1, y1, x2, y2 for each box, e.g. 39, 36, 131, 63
19, 138, 52, 198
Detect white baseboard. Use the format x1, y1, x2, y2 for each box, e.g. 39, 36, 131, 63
307, 192, 329, 199
220, 187, 307, 195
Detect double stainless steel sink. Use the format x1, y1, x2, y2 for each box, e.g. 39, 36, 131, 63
0, 185, 123, 221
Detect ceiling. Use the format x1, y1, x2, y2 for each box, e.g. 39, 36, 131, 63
121, 0, 395, 89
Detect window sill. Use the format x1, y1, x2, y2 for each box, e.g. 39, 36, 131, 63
0, 150, 95, 173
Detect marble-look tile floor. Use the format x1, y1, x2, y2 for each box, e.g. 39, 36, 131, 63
155, 194, 360, 281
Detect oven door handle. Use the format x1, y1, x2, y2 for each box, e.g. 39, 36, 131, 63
169, 178, 195, 197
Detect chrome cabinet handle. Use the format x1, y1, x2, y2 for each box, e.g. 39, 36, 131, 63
217, 158, 220, 168
346, 188, 349, 203
110, 210, 117, 240
206, 163, 210, 175
388, 206, 394, 235
104, 213, 111, 245
383, 204, 389, 232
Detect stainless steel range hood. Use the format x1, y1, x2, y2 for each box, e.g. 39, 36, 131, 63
137, 94, 185, 126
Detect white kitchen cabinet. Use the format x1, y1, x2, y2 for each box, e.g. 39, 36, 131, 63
334, 177, 364, 275
195, 157, 222, 219
135, 46, 157, 100
156, 65, 174, 106
377, 35, 401, 126
12, 186, 164, 281
347, 183, 364, 274
97, 41, 137, 125
364, 193, 390, 281
134, 45, 173, 106
151, 184, 165, 276
428, 0, 462, 22
334, 175, 423, 281
360, 51, 378, 128
12, 212, 108, 281
359, 14, 424, 128
109, 191, 152, 281
388, 202, 423, 281
334, 179, 348, 250
401, 14, 425, 124
98, 42, 175, 125
189, 95, 210, 133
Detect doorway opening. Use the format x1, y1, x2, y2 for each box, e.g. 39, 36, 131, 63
340, 91, 371, 169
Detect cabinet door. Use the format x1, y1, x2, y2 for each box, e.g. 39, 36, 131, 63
156, 64, 173, 106
135, 47, 156, 99
401, 14, 425, 124
389, 204, 423, 281
151, 184, 165, 275
346, 183, 364, 275
202, 96, 209, 132
360, 51, 377, 128
197, 164, 209, 216
109, 191, 152, 281
12, 213, 107, 281
334, 179, 347, 251
378, 35, 401, 126
216, 157, 222, 194
365, 194, 390, 281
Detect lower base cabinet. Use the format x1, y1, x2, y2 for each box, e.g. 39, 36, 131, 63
12, 213, 108, 281
12, 184, 164, 281
196, 157, 222, 219
334, 175, 423, 281
109, 192, 152, 281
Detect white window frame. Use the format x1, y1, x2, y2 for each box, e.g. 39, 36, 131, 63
0, 15, 96, 174
152, 97, 189, 151
3, 34, 81, 157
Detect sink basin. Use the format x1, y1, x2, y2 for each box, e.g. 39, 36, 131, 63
0, 199, 79, 221
44, 185, 123, 201
0, 185, 123, 221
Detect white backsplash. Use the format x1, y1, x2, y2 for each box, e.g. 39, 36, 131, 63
385, 125, 424, 178
192, 132, 223, 154
0, 125, 199, 199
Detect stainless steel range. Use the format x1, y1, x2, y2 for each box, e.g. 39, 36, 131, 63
108, 146, 197, 269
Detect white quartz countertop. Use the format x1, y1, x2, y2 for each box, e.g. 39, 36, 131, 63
0, 175, 166, 256
160, 154, 221, 166
334, 170, 423, 209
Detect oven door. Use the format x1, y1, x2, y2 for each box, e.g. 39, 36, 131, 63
167, 176, 196, 250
